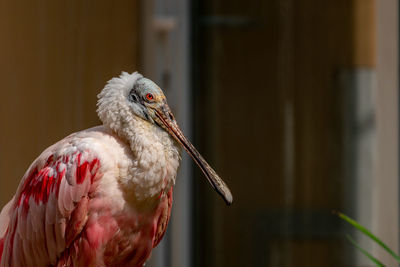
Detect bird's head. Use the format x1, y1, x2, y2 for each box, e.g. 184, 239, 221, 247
97, 72, 233, 205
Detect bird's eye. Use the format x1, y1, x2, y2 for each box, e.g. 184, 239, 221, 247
145, 93, 154, 102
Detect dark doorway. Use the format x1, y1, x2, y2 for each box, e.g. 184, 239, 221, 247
191, 1, 374, 266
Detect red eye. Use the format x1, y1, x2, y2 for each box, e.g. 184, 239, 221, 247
146, 93, 154, 101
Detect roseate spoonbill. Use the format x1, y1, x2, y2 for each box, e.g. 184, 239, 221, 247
0, 72, 232, 267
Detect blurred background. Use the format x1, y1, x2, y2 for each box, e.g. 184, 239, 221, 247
0, 0, 398, 266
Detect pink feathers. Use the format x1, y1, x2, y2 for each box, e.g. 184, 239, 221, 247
15, 153, 99, 215
0, 126, 175, 267
76, 153, 100, 185
0, 146, 102, 266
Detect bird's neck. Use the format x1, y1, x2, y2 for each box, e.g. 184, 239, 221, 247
112, 116, 181, 203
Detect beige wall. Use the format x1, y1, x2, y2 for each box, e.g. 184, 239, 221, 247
374, 0, 398, 265
0, 1, 139, 206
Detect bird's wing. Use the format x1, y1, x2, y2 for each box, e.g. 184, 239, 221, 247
0, 142, 101, 267
152, 187, 173, 248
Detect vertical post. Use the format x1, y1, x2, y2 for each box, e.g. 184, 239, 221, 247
277, 1, 295, 266
374, 0, 399, 265
141, 1, 192, 267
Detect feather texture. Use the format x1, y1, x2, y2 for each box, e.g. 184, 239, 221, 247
0, 126, 176, 266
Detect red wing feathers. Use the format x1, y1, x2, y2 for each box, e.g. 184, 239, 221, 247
0, 151, 101, 267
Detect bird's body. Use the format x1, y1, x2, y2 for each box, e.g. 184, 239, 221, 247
0, 123, 178, 266
0, 72, 232, 266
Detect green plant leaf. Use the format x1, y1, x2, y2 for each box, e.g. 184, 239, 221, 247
336, 212, 400, 263
345, 234, 385, 267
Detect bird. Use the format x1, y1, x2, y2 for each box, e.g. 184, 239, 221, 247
0, 71, 232, 267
